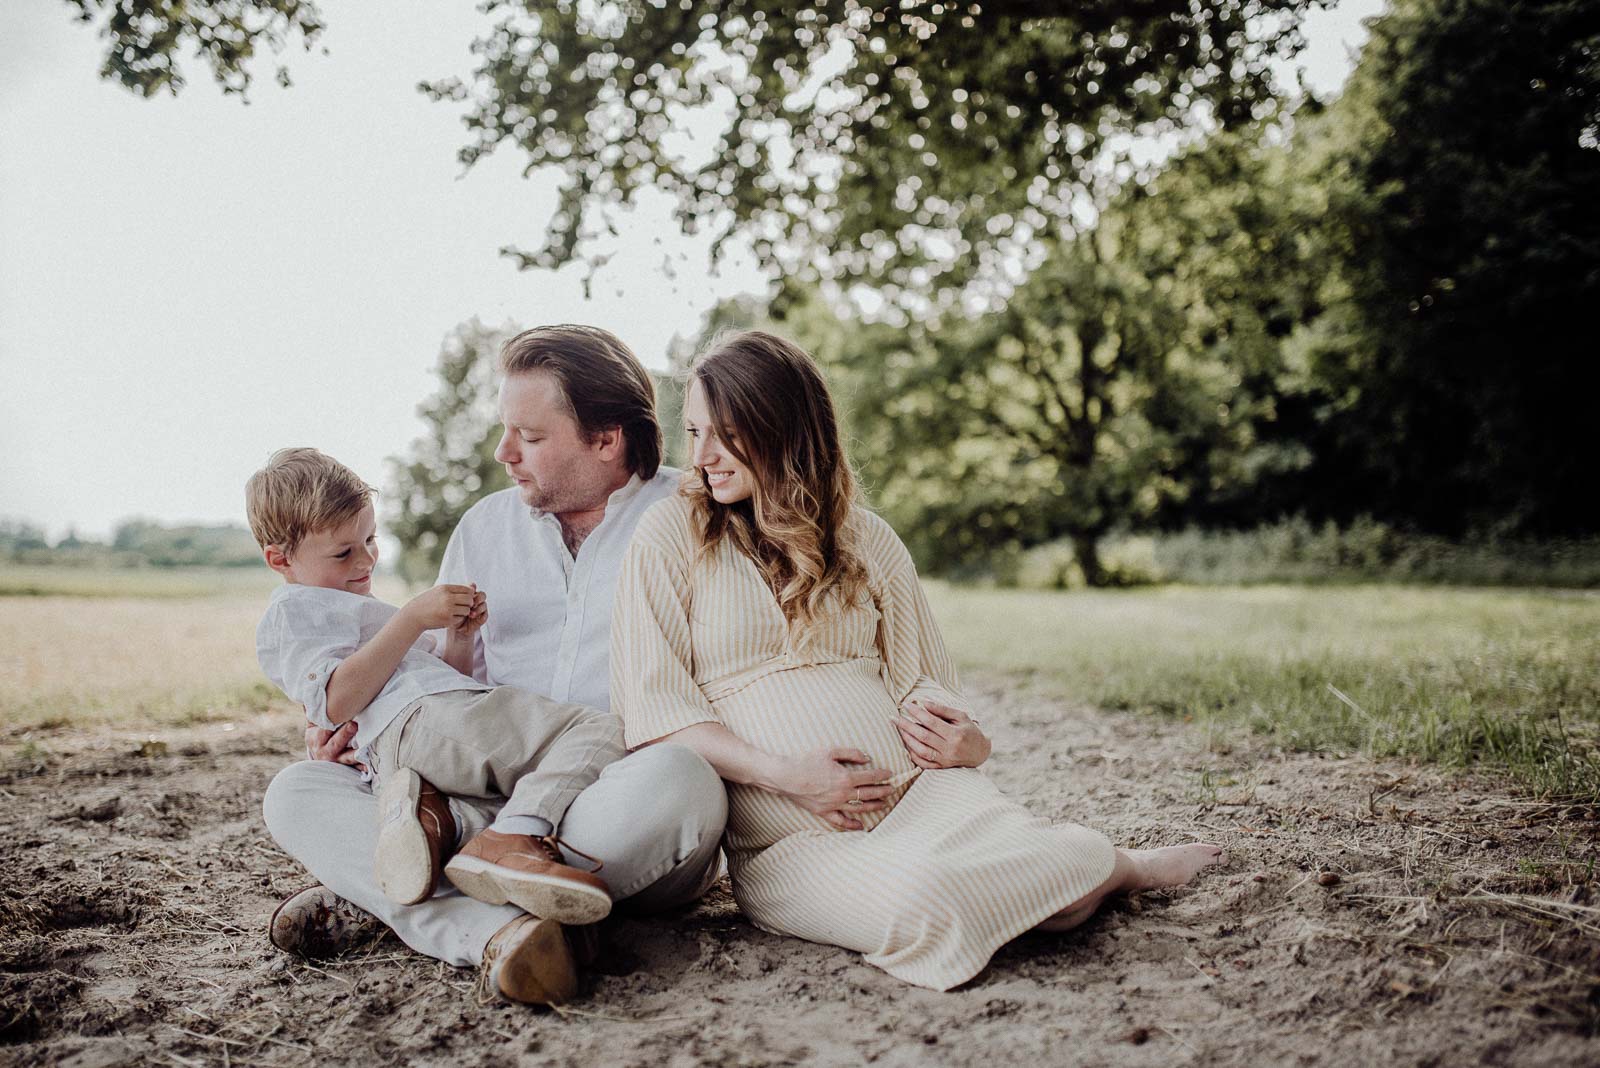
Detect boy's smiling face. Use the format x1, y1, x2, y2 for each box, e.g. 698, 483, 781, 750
271, 502, 379, 595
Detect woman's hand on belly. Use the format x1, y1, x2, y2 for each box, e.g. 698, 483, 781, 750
772, 748, 897, 831
895, 698, 992, 769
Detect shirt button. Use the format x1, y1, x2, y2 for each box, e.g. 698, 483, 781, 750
307, 672, 317, 680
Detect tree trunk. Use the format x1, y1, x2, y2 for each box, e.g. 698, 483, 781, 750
1073, 533, 1107, 588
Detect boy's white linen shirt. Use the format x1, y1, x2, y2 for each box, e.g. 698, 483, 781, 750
433, 470, 679, 712
255, 584, 490, 759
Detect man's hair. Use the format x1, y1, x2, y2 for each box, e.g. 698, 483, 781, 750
499, 325, 662, 479
245, 448, 374, 556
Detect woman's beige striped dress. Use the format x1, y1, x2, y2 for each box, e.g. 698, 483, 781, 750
611, 495, 1115, 990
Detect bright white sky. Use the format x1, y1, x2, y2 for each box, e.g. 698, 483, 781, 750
0, 0, 1383, 541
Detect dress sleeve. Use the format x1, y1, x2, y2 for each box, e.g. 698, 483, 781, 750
610, 518, 721, 749
869, 520, 965, 712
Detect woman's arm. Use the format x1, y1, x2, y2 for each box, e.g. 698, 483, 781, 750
866, 516, 993, 768
646, 722, 896, 832
613, 508, 895, 830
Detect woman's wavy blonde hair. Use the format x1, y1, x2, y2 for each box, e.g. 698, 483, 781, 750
686, 330, 869, 632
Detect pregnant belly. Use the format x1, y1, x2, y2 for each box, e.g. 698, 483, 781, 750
710, 659, 920, 853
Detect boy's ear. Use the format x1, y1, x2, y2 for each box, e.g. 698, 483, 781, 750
263, 545, 292, 576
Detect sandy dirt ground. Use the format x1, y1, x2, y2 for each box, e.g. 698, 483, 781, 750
4, 674, 1597, 1067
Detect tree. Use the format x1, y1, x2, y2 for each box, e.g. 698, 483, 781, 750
73, 1, 1323, 300
0, 520, 50, 556
1116, 123, 1327, 530
423, 0, 1323, 298
1297, 0, 1600, 536
386, 320, 516, 584
109, 519, 261, 565
724, 124, 1319, 583
66, 0, 324, 96
820, 222, 1257, 583
663, 125, 1323, 585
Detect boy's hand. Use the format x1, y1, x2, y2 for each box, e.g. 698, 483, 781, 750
450, 587, 488, 640
401, 584, 477, 630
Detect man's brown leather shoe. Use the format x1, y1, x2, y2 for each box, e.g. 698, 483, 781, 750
476, 915, 580, 1005
375, 767, 456, 905
445, 829, 612, 924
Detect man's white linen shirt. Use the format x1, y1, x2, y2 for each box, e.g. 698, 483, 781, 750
434, 470, 680, 713
255, 584, 491, 762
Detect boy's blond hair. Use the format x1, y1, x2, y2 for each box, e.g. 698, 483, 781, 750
246, 448, 375, 556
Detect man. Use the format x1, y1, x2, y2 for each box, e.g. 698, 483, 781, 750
261, 325, 727, 1004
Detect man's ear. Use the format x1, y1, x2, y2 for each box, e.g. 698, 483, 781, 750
593, 425, 624, 462
263, 545, 292, 576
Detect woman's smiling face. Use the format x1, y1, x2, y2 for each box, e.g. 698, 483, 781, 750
685, 377, 754, 505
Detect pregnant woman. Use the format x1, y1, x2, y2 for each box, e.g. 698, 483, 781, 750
611, 330, 1224, 990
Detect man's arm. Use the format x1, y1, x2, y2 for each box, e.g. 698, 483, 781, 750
434, 523, 489, 682
439, 587, 487, 676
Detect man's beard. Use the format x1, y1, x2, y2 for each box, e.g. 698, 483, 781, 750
517, 472, 596, 516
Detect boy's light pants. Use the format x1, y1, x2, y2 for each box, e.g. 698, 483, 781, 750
262, 743, 726, 967
368, 687, 626, 832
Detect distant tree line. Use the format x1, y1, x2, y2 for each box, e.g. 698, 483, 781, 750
0, 518, 261, 568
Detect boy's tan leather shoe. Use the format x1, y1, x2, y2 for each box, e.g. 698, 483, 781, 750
445, 829, 612, 924
477, 916, 579, 1005
375, 767, 456, 905
269, 885, 382, 959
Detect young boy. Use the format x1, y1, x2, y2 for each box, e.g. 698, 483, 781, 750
248, 447, 622, 925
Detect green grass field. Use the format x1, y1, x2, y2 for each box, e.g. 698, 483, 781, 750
928, 582, 1600, 798
2, 563, 1594, 798
0, 563, 282, 598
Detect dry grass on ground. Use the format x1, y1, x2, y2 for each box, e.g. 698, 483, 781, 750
0, 566, 281, 600
1, 595, 275, 733
0, 574, 408, 733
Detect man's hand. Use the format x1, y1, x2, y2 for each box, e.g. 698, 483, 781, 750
400, 584, 478, 631
774, 747, 896, 831
894, 698, 992, 770
305, 720, 363, 768
451, 586, 487, 641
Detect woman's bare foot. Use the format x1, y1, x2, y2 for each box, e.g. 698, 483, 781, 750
1123, 844, 1226, 890
1032, 843, 1228, 934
